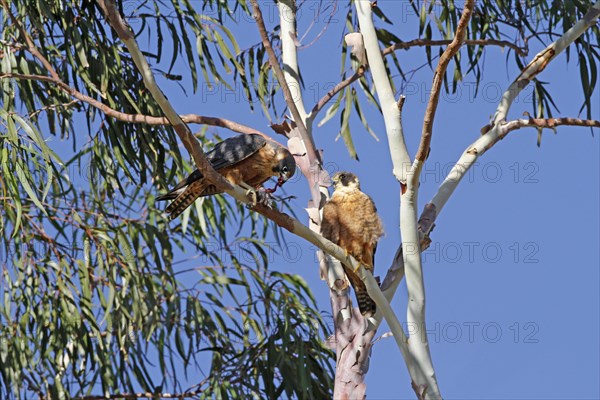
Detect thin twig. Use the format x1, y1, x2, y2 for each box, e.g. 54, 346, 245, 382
250, 0, 308, 138
309, 66, 365, 119
504, 117, 600, 132
415, 1, 475, 163
491, 116, 600, 149
72, 391, 202, 400
0, 71, 263, 136
383, 38, 528, 57
28, 99, 80, 118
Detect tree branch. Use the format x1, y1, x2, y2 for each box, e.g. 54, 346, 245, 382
376, 1, 600, 338
502, 116, 600, 135
250, 0, 307, 135
0, 72, 265, 136
0, 3, 264, 138
375, 203, 436, 323
273, 0, 328, 209
277, 0, 308, 122
396, 2, 474, 398
99, 0, 274, 202
492, 3, 600, 126
273, 1, 344, 288
72, 391, 201, 400
479, 116, 600, 151
308, 66, 365, 120
382, 38, 528, 57
386, 0, 600, 310
274, 0, 349, 333
274, 4, 382, 396
354, 1, 443, 397
415, 1, 475, 164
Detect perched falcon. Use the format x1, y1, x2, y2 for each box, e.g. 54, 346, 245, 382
157, 134, 296, 220
321, 172, 384, 316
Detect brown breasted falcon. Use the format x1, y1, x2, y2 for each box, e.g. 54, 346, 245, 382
321, 171, 384, 316
156, 134, 296, 220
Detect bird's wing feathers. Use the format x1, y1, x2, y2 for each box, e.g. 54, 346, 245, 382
156, 134, 267, 201
321, 201, 340, 244
206, 134, 267, 170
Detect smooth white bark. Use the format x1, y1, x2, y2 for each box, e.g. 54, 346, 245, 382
355, 1, 442, 397
278, 1, 308, 122
354, 0, 411, 184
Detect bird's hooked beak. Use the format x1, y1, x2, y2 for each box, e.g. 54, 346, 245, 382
331, 174, 341, 189
279, 170, 292, 183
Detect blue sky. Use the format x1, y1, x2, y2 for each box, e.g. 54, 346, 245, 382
144, 1, 599, 398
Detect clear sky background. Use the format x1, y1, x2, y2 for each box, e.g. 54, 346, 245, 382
137, 1, 599, 398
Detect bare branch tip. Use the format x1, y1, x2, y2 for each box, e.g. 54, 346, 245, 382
397, 96, 406, 111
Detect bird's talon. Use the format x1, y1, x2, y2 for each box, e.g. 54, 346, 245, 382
245, 187, 274, 209
256, 187, 274, 208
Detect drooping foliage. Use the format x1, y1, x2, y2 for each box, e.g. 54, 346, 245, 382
1, 1, 332, 398
1, 0, 598, 398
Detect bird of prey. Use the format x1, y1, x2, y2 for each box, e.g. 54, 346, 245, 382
321, 171, 384, 316
156, 134, 296, 220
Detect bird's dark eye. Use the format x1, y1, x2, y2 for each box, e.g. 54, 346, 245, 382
339, 174, 346, 180
282, 166, 289, 173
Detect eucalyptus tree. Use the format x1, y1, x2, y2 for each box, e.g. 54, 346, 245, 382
1, 0, 598, 399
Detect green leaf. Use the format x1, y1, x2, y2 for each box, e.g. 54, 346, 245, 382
15, 162, 46, 215
352, 88, 379, 141
318, 88, 345, 127
419, 5, 427, 36
339, 87, 358, 160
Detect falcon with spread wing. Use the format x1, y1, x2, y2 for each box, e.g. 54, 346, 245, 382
321, 172, 384, 316
157, 134, 296, 220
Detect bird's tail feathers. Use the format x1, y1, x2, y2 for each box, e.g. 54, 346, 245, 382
165, 182, 207, 220
354, 287, 377, 317
156, 192, 177, 201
